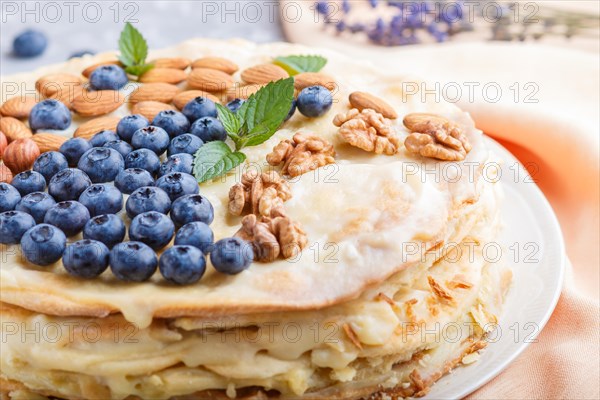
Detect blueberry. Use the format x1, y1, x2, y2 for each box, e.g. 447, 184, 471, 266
44, 200, 90, 237
296, 86, 333, 118
152, 110, 190, 138
126, 186, 171, 218
60, 138, 92, 167
117, 114, 149, 142
63, 239, 110, 278
110, 241, 157, 282
69, 50, 95, 59
11, 171, 46, 196
125, 149, 160, 176
182, 97, 217, 122
20, 224, 66, 266
285, 99, 297, 121
226, 98, 245, 113
0, 183, 21, 212
29, 99, 71, 131
190, 117, 227, 142
131, 126, 170, 155
0, 211, 35, 244
48, 168, 92, 202
79, 184, 123, 217
33, 151, 68, 182
12, 30, 47, 58
129, 211, 175, 250
156, 172, 199, 201
159, 246, 206, 285
89, 65, 128, 90
89, 130, 119, 147
103, 140, 133, 158
210, 237, 253, 275
115, 168, 154, 195
15, 192, 56, 223
158, 153, 193, 177
77, 147, 124, 183
170, 194, 214, 226
83, 214, 126, 248
174, 221, 214, 253
167, 134, 203, 157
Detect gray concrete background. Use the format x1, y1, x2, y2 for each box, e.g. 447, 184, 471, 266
1, 1, 285, 76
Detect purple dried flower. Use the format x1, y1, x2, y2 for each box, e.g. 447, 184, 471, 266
369, 0, 379, 8
342, 0, 351, 14
315, 1, 329, 15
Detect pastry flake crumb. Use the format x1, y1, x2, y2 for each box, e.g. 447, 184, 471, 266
427, 276, 455, 305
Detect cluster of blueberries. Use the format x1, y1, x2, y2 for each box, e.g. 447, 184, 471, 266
0, 97, 267, 285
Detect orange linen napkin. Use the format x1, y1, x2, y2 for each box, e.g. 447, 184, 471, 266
284, 16, 600, 398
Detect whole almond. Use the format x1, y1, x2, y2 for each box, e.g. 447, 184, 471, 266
131, 101, 176, 122
152, 57, 191, 70
349, 92, 398, 119
0, 132, 7, 157
403, 113, 447, 132
0, 117, 33, 142
129, 83, 182, 104
139, 68, 187, 84
36, 73, 83, 97
44, 84, 85, 109
188, 68, 235, 92
72, 90, 126, 117
225, 84, 264, 102
294, 72, 337, 92
241, 64, 289, 85
3, 138, 40, 174
82, 60, 122, 78
0, 163, 12, 183
192, 57, 239, 74
173, 90, 221, 110
74, 116, 120, 139
0, 96, 38, 119
32, 133, 68, 153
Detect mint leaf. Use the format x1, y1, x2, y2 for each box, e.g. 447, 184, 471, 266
193, 141, 246, 183
125, 64, 154, 77
216, 103, 244, 146
237, 77, 294, 147
118, 23, 153, 77
274, 55, 327, 75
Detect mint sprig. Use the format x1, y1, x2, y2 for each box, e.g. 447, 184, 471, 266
192, 142, 246, 184
193, 78, 294, 183
118, 22, 154, 77
274, 55, 327, 75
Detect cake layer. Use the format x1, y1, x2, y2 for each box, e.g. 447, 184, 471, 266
0, 195, 510, 399
0, 39, 494, 327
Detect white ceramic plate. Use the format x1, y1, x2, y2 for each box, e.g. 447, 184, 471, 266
425, 137, 566, 399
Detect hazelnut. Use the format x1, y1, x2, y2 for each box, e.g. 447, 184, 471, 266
0, 132, 7, 159
0, 163, 13, 183
3, 138, 40, 174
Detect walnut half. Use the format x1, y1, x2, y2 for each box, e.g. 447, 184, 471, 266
333, 108, 401, 155
266, 132, 335, 177
403, 113, 472, 161
228, 170, 292, 217
235, 207, 308, 262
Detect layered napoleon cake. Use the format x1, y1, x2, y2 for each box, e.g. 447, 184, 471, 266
0, 38, 512, 399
